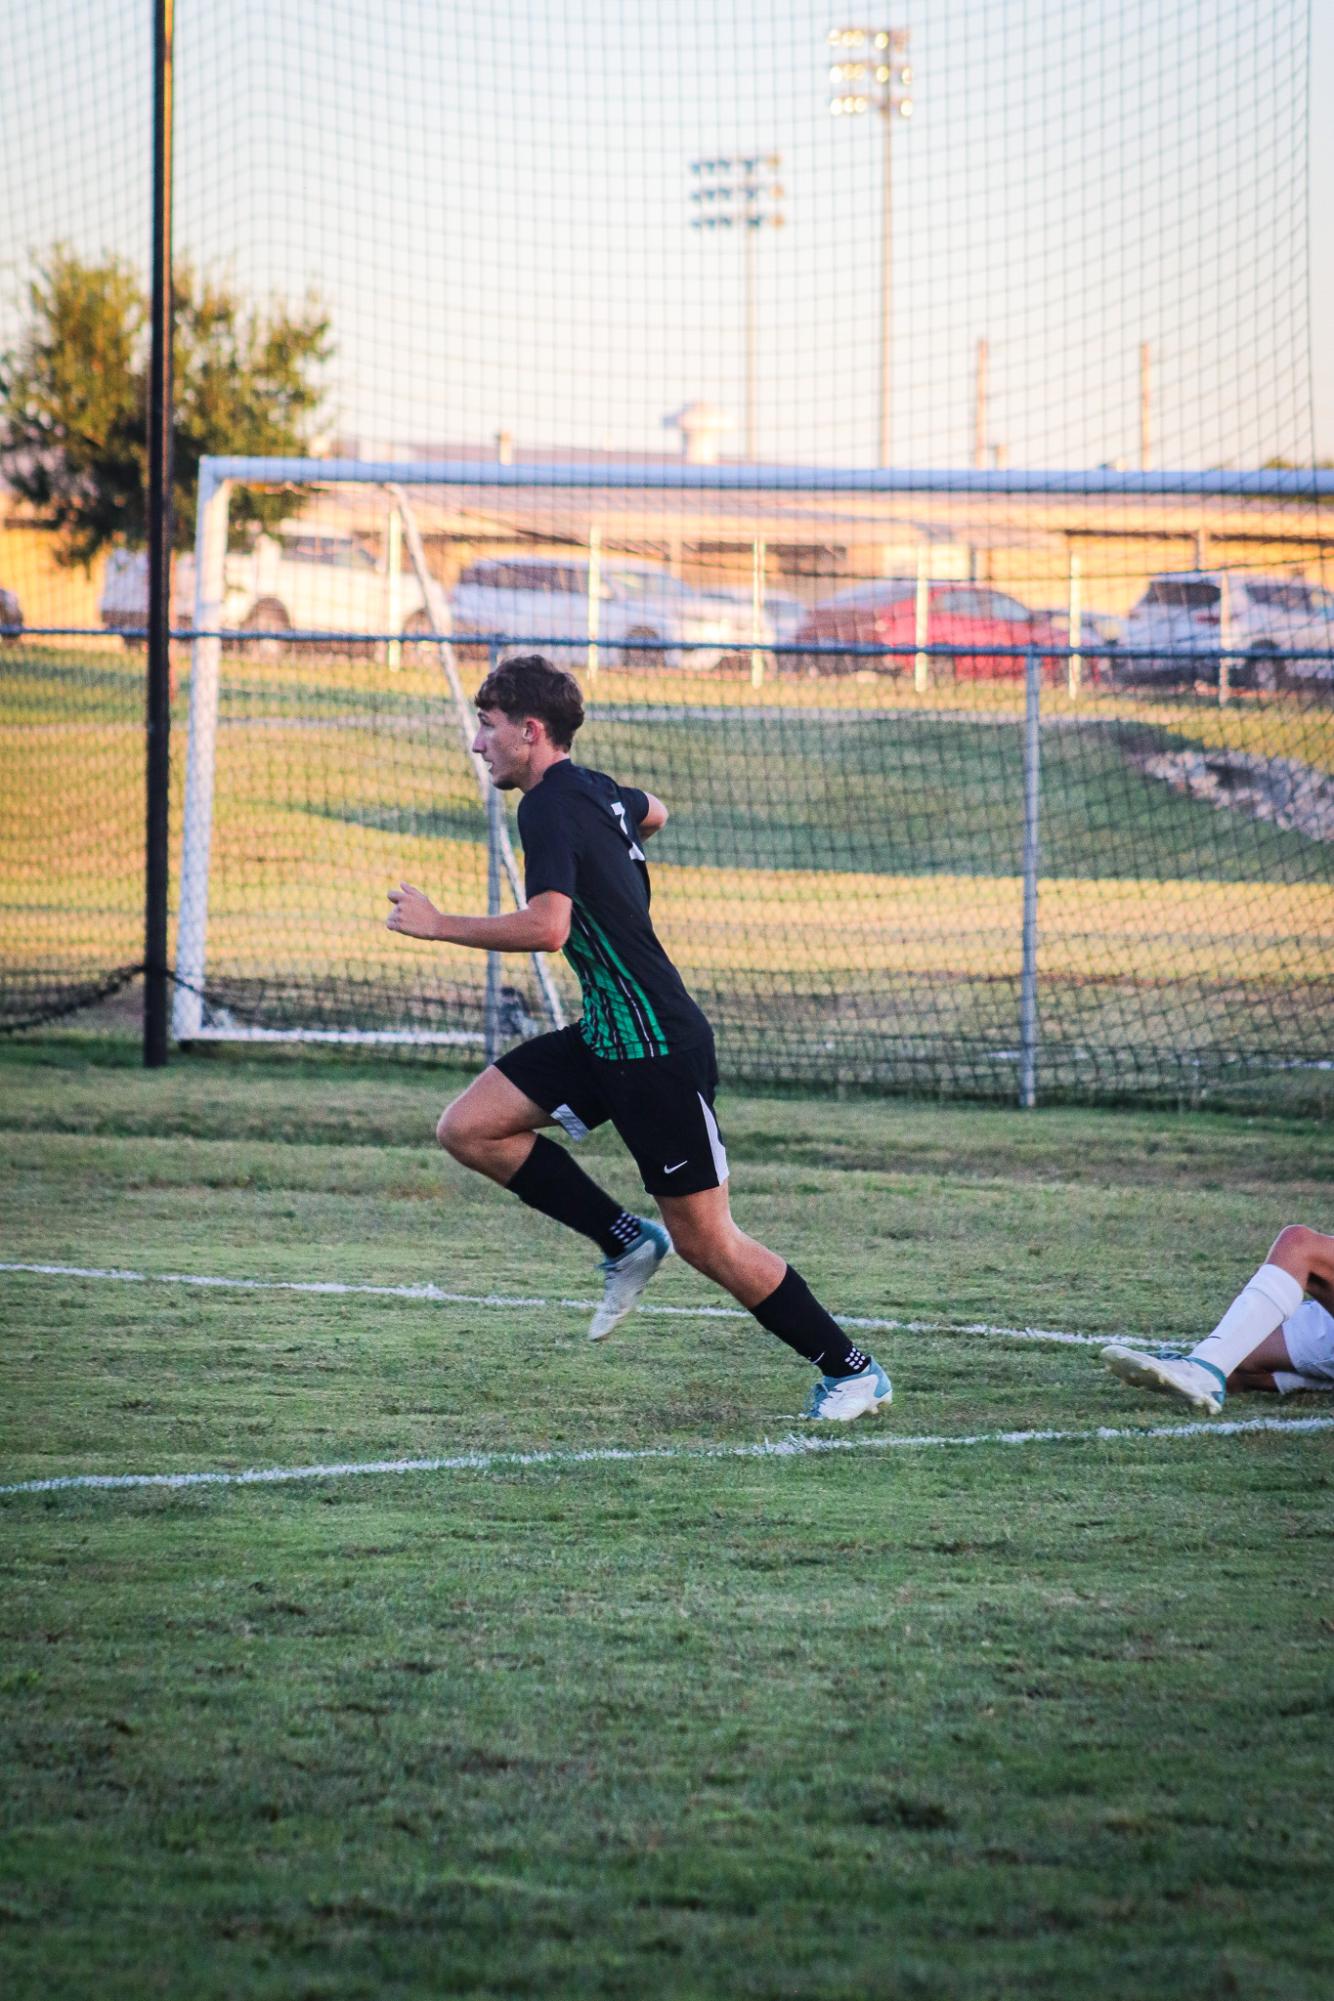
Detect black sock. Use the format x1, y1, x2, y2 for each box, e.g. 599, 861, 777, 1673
505, 1134, 640, 1259
751, 1265, 863, 1376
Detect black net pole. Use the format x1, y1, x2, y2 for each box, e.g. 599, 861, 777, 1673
143, 0, 174, 1067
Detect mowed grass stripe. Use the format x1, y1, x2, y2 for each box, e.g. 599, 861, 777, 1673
0, 1258, 1132, 1348
4, 1411, 1333, 1499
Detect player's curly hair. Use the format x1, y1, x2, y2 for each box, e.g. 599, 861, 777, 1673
474, 654, 585, 750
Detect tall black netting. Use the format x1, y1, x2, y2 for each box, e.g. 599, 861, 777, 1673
1, 3, 1330, 1102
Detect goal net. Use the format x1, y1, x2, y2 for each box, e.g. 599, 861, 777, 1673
165, 457, 1334, 1101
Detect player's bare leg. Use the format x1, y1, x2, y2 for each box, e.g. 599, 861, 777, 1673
1227, 1326, 1294, 1394
658, 1184, 892, 1419
655, 1184, 783, 1307
1266, 1225, 1334, 1304
435, 1066, 552, 1183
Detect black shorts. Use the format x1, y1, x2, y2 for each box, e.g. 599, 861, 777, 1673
495, 1025, 729, 1198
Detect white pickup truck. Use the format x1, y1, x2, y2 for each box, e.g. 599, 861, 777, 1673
99, 527, 437, 651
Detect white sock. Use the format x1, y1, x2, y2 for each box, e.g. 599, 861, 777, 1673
1273, 1370, 1323, 1396
1190, 1263, 1306, 1378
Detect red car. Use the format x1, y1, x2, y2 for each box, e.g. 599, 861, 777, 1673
791, 582, 1061, 678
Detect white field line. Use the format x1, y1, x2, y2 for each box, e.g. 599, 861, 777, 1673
0, 1259, 1134, 1351
2, 1413, 1332, 1500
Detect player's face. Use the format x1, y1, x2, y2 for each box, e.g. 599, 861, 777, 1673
472, 706, 531, 789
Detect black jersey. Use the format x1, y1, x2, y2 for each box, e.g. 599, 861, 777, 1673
516, 759, 710, 1061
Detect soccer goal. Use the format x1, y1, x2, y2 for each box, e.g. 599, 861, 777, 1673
170, 455, 1334, 1101
172, 458, 568, 1052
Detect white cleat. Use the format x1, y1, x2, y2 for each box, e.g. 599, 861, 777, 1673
802, 1357, 892, 1422
588, 1220, 672, 1341
1100, 1343, 1226, 1416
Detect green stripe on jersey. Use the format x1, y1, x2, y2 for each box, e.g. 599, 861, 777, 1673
563, 930, 652, 1060
563, 908, 669, 1060
576, 907, 669, 1056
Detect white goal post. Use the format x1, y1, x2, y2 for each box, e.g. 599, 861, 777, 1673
172, 458, 568, 1046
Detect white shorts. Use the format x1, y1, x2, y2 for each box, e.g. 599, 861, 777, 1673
1277, 1298, 1334, 1391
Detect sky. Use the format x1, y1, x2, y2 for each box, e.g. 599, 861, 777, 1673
2, 0, 1329, 470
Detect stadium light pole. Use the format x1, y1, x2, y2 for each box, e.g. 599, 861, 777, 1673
688, 154, 785, 461
827, 26, 914, 469
144, 0, 175, 1068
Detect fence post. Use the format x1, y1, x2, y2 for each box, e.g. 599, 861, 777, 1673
587, 524, 601, 682
1066, 550, 1082, 700
750, 536, 766, 688
1019, 643, 1041, 1109
385, 504, 402, 672
143, 0, 174, 1068
483, 640, 504, 1064
914, 547, 930, 691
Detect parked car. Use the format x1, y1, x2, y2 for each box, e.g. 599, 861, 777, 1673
0, 584, 22, 638
1115, 571, 1334, 690
99, 529, 436, 654
1046, 608, 1122, 678
99, 549, 185, 638
449, 555, 773, 670
698, 585, 808, 649
763, 592, 810, 649
1284, 586, 1334, 689
791, 582, 1060, 678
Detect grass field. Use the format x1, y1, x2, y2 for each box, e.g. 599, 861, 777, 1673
2, 1037, 1332, 1998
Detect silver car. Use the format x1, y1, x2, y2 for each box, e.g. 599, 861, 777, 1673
449, 555, 773, 671
1118, 571, 1334, 690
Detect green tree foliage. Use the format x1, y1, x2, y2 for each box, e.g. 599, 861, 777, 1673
0, 247, 332, 566
1263, 454, 1334, 503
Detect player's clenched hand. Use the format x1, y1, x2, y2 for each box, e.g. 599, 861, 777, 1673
386, 881, 445, 940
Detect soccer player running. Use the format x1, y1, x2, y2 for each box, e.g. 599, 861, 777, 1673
386, 653, 891, 1422
1101, 1224, 1334, 1415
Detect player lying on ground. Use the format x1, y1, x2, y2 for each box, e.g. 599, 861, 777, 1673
1101, 1224, 1334, 1417
386, 653, 891, 1423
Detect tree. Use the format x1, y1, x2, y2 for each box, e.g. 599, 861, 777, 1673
0, 247, 332, 566
1263, 454, 1334, 499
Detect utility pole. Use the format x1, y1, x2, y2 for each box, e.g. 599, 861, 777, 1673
689, 154, 785, 462
827, 26, 915, 468
143, 0, 174, 1068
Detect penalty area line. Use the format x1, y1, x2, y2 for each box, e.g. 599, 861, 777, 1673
2, 1413, 1332, 1500
0, 1259, 1129, 1351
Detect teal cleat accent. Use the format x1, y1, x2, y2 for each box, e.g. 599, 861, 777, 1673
588, 1219, 672, 1341
1100, 1342, 1226, 1416
864, 1356, 893, 1409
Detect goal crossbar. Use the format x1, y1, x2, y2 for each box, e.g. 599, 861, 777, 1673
196, 457, 1334, 501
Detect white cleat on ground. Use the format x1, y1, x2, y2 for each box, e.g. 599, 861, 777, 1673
803, 1357, 893, 1422
588, 1220, 673, 1341
1100, 1342, 1226, 1416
